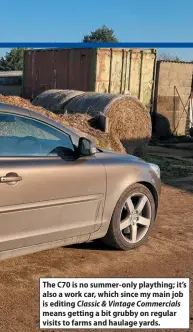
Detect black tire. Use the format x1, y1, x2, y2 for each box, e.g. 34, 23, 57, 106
102, 183, 156, 250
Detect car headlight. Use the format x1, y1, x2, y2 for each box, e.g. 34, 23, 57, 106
148, 163, 161, 178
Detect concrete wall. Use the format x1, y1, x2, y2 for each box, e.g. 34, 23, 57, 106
154, 61, 193, 136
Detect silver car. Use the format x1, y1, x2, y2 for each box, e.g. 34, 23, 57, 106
0, 102, 161, 260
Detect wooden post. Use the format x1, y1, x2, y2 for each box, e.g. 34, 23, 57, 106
98, 113, 109, 133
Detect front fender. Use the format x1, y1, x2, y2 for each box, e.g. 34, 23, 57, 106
89, 163, 161, 241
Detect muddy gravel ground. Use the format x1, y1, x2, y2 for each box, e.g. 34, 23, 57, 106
0, 185, 192, 332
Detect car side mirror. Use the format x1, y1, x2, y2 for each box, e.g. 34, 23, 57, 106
78, 137, 97, 157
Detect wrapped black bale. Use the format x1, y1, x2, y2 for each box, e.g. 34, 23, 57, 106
64, 92, 151, 157
32, 89, 85, 113
153, 112, 172, 138
190, 127, 193, 137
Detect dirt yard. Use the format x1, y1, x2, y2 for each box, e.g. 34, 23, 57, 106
0, 182, 192, 332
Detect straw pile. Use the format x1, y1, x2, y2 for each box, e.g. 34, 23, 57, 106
63, 92, 151, 156
32, 89, 85, 113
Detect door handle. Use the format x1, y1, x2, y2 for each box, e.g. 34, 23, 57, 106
0, 173, 22, 184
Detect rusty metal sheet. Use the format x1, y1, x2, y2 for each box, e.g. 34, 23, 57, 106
68, 48, 94, 91
23, 49, 95, 99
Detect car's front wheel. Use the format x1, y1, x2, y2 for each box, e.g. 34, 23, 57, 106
102, 183, 156, 250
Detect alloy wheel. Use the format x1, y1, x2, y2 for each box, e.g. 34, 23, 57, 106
120, 193, 151, 243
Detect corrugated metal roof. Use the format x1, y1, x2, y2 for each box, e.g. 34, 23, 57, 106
0, 71, 23, 77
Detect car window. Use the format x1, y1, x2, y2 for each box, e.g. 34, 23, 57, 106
0, 113, 75, 157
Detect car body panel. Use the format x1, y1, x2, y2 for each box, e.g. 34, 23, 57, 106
0, 156, 106, 252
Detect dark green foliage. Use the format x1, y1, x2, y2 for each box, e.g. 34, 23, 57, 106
83, 25, 119, 43
0, 48, 26, 71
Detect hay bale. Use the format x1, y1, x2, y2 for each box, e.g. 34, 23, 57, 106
63, 92, 119, 115
32, 89, 85, 113
64, 92, 151, 157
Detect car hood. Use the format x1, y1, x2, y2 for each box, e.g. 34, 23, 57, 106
95, 148, 148, 166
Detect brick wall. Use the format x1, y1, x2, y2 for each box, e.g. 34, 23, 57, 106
154, 61, 193, 136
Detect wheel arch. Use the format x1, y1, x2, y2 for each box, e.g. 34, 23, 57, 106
89, 178, 160, 242
137, 181, 159, 217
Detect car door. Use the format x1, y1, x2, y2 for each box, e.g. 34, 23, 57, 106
0, 112, 106, 252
